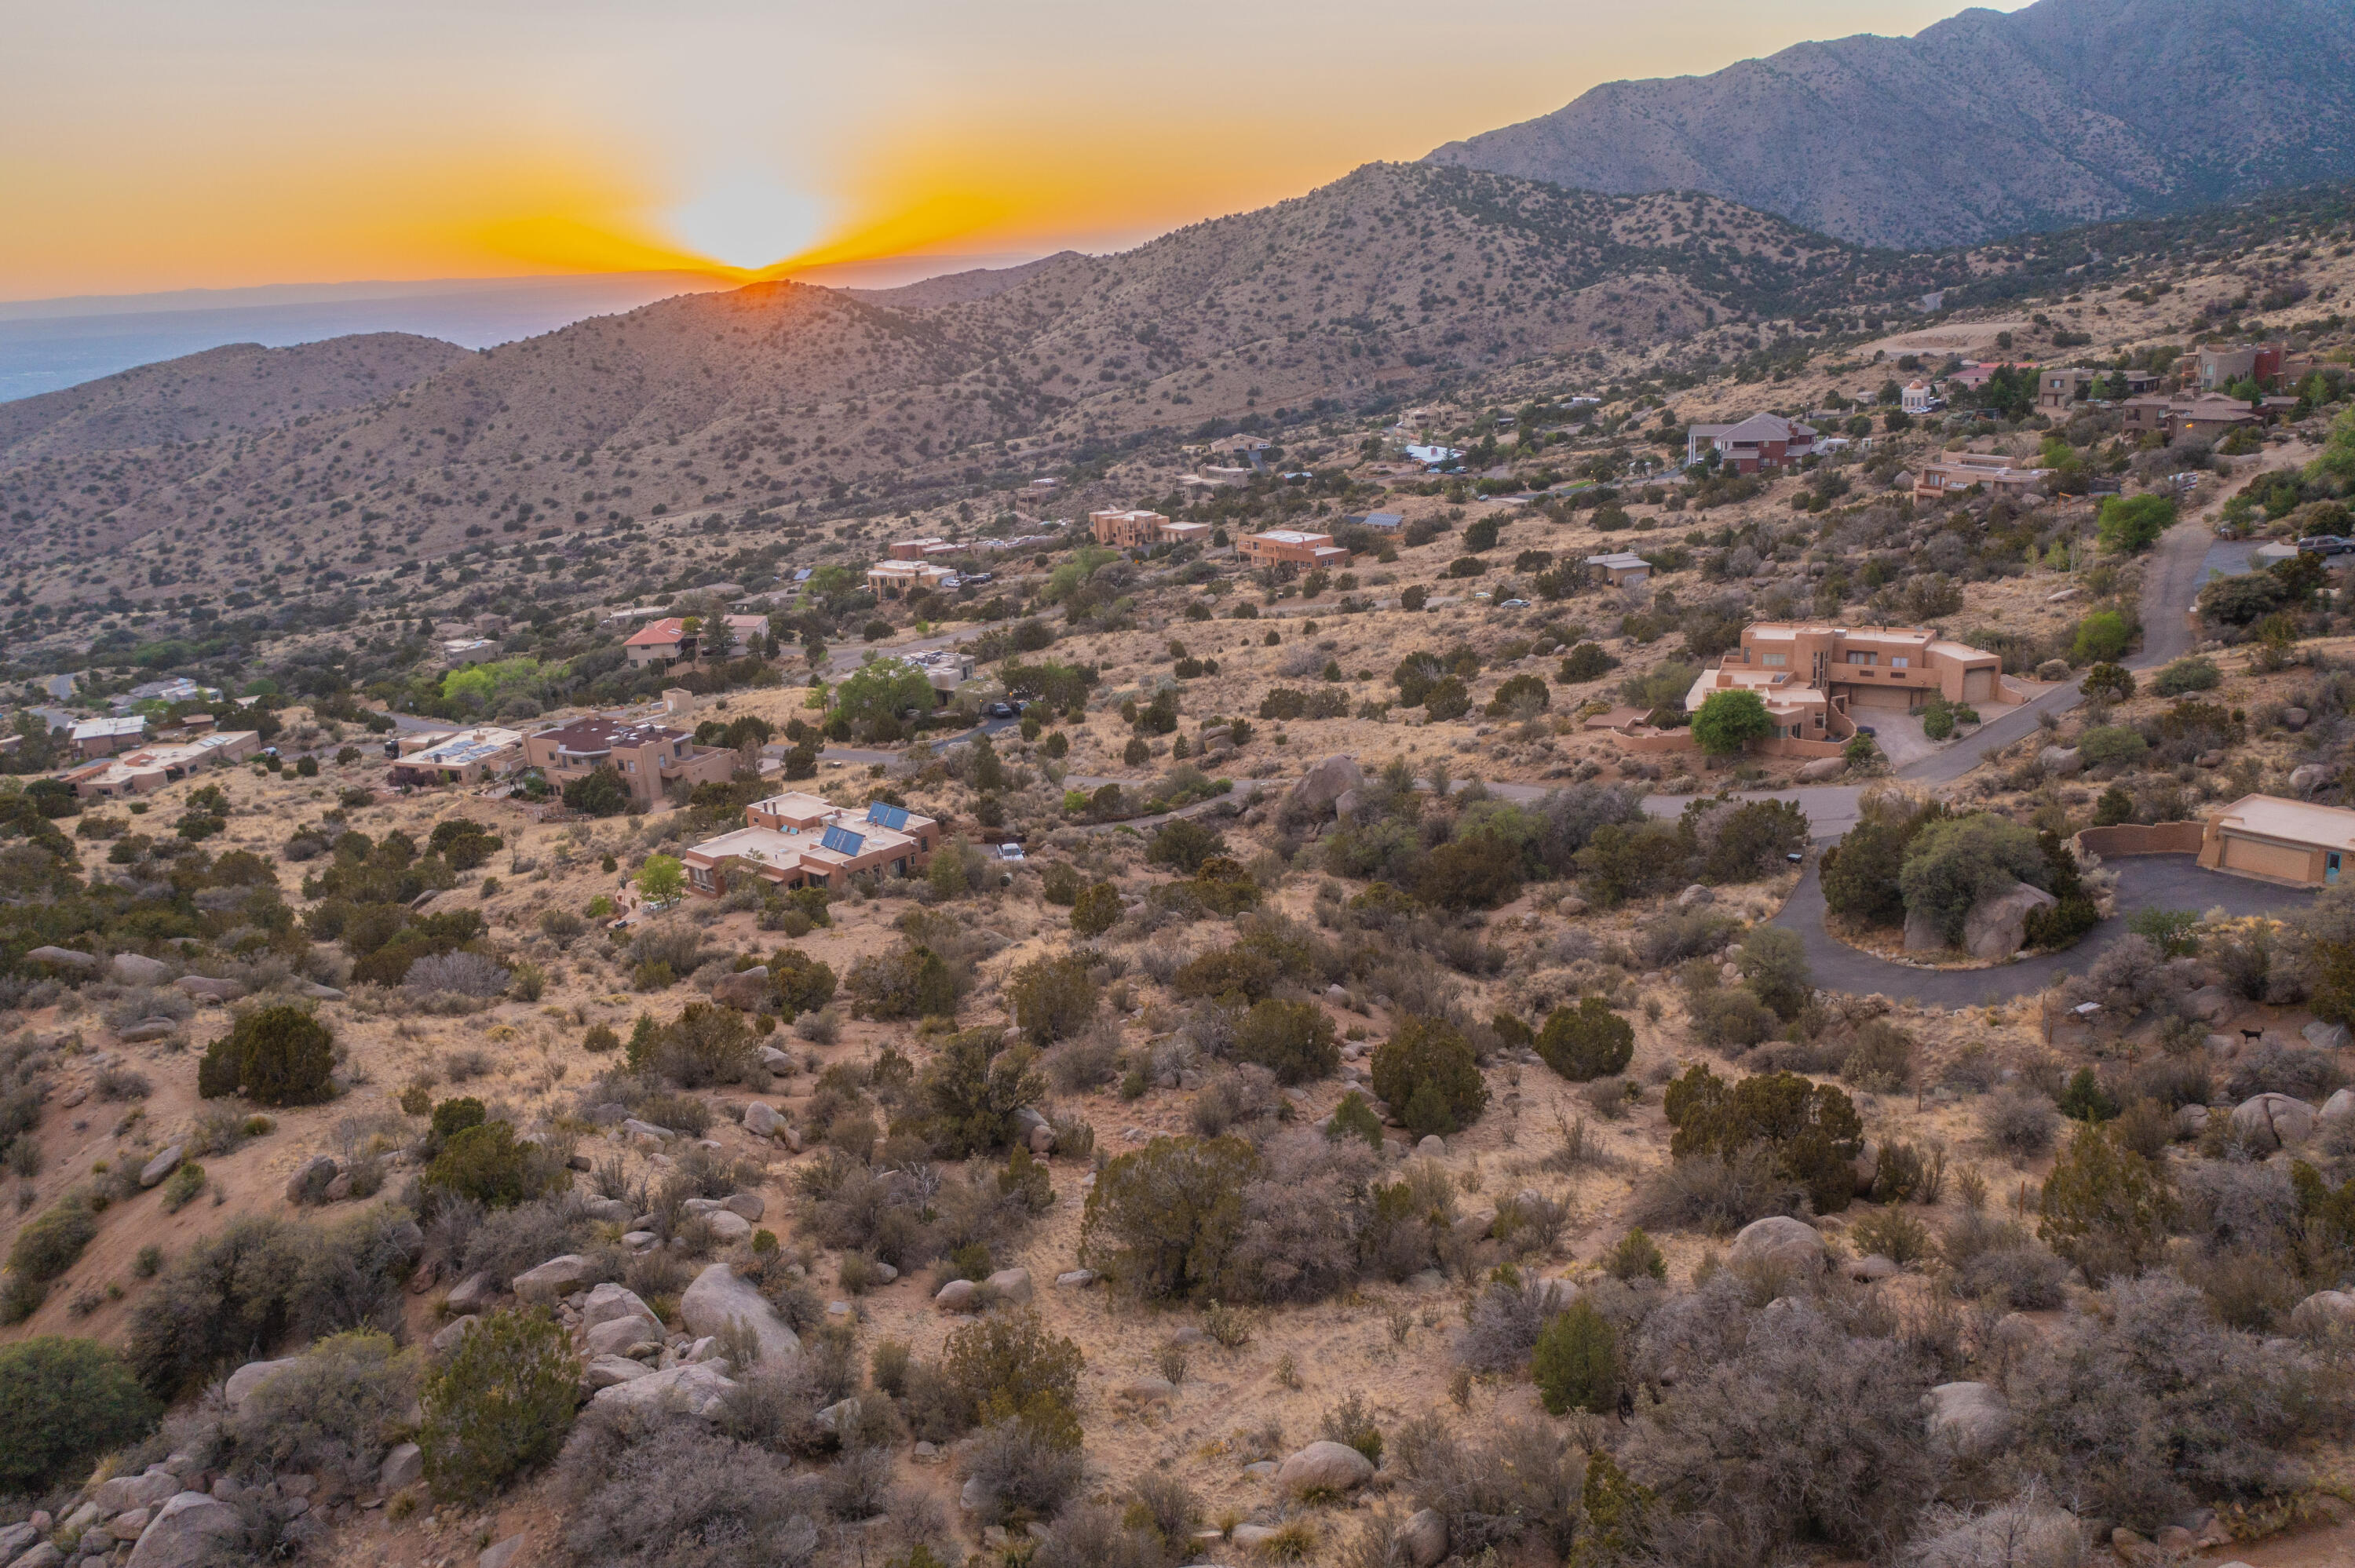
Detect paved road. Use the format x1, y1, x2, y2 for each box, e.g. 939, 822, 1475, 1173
1773, 852, 2315, 1005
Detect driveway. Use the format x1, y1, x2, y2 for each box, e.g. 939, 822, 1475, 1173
1771, 852, 2315, 1005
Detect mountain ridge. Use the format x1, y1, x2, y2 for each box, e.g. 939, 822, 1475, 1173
1425, 0, 2355, 248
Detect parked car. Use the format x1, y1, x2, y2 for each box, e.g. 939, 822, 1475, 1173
2297, 535, 2351, 556
1499, 598, 1530, 608
997, 843, 1025, 862
987, 702, 1017, 718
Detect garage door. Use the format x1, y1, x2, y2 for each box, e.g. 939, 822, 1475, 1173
1962, 669, 1994, 702
1843, 684, 1915, 710
2222, 835, 2313, 883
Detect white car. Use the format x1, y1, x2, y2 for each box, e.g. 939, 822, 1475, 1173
997, 843, 1025, 862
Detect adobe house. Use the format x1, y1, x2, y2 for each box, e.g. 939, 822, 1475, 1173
682, 793, 940, 893
623, 618, 699, 669
1236, 529, 1349, 568
522, 716, 735, 810
1678, 622, 2013, 756
1583, 552, 1653, 589
2198, 795, 2355, 886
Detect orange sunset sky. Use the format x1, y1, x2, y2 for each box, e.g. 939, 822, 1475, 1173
1, 0, 2026, 302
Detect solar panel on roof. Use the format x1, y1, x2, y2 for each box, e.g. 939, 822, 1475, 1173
820, 826, 865, 855
867, 803, 910, 830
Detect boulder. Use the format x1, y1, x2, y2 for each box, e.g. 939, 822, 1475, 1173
1922, 1381, 2011, 1457
2178, 1103, 2212, 1138
512, 1254, 594, 1304
2229, 1093, 2317, 1150
93, 1472, 180, 1515
710, 967, 769, 1010
24, 946, 97, 972
111, 1510, 156, 1542
1232, 1524, 1280, 1549
301, 984, 347, 1001
0, 1524, 36, 1564
2185, 987, 2235, 1025
2036, 746, 2083, 778
1290, 755, 1366, 815
2291, 763, 2331, 794
1112, 1377, 1176, 1409
432, 1316, 478, 1352
2304, 1020, 2353, 1052
2285, 707, 2312, 732
1903, 905, 1947, 954
585, 1353, 656, 1389
283, 1154, 338, 1201
126, 1493, 237, 1568
2291, 1289, 2355, 1331
743, 1101, 783, 1139
589, 1361, 738, 1419
985, 1267, 1034, 1305
935, 1279, 980, 1313
1796, 755, 1846, 782
1728, 1216, 1824, 1275
758, 1045, 797, 1074
445, 1271, 496, 1315
703, 1209, 753, 1244
1416, 1135, 1447, 1157
378, 1442, 423, 1494
1274, 1440, 1376, 1495
2321, 1088, 2355, 1124
11, 1547, 60, 1568
173, 975, 247, 1002
1962, 881, 2059, 961
116, 1018, 181, 1044
1846, 1254, 1899, 1284
110, 953, 174, 986
581, 1196, 630, 1223
585, 1316, 662, 1358
138, 1145, 184, 1188
221, 1358, 299, 1413
813, 1397, 861, 1435
1398, 1509, 1450, 1568
1055, 1269, 1100, 1289
723, 1192, 765, 1223
478, 1534, 527, 1568
1676, 884, 1715, 910
679, 1264, 801, 1366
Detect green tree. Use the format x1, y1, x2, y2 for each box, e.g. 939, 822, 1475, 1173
2093, 786, 2135, 827
1535, 997, 1634, 1082
418, 1307, 579, 1502
769, 949, 836, 1019
1145, 819, 1226, 873
2095, 494, 2175, 554
833, 658, 936, 728
1371, 1016, 1488, 1139
198, 1004, 337, 1107
2038, 1121, 2175, 1284
1665, 1064, 1863, 1213
1069, 881, 1123, 938
1735, 924, 1813, 1019
1232, 997, 1339, 1085
635, 854, 685, 904
918, 1028, 1048, 1154
560, 767, 631, 816
1007, 954, 1100, 1044
1898, 813, 2046, 946
2081, 662, 2135, 702
1605, 1228, 1667, 1282
1532, 1300, 1618, 1416
0, 1337, 160, 1493
2072, 610, 2130, 663
1079, 1136, 1258, 1301
425, 1121, 557, 1209
1690, 688, 1772, 756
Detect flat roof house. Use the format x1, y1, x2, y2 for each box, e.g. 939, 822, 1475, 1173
624, 618, 699, 669
1089, 509, 1213, 550
888, 538, 955, 560
70, 715, 148, 759
68, 730, 261, 798
2036, 369, 2098, 412
1584, 552, 1652, 588
1685, 414, 1816, 474
2198, 795, 2355, 887
1914, 450, 2056, 503
681, 793, 940, 894
389, 725, 524, 788
1236, 530, 1349, 568
1345, 512, 1404, 532
866, 560, 958, 600
522, 716, 736, 810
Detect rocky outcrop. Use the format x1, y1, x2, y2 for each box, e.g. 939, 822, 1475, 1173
679, 1264, 801, 1367
126, 1493, 237, 1568
512, 1254, 593, 1304
1274, 1440, 1376, 1495
1962, 881, 2059, 961
1796, 756, 1846, 782
138, 1146, 184, 1188
2037, 746, 2083, 778
1398, 1509, 1450, 1568
2291, 1289, 2355, 1330
710, 967, 769, 1010
221, 1358, 298, 1413
26, 946, 98, 972
589, 1361, 737, 1418
110, 954, 174, 986
1902, 905, 1947, 954
378, 1442, 424, 1494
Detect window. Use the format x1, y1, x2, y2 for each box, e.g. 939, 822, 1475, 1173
1889, 656, 1909, 669
1846, 651, 1876, 665
1762, 653, 1787, 667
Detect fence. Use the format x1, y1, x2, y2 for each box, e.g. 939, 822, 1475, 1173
2074, 821, 2204, 858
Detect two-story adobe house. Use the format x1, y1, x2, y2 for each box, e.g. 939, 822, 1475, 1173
1674, 622, 2012, 756
523, 717, 736, 810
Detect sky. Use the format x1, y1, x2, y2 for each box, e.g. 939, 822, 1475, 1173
0, 0, 2031, 303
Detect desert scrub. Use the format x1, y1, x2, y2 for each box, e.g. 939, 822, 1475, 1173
419, 1307, 579, 1502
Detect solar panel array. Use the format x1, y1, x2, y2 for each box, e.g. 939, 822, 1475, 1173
820, 826, 865, 855
867, 802, 911, 830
